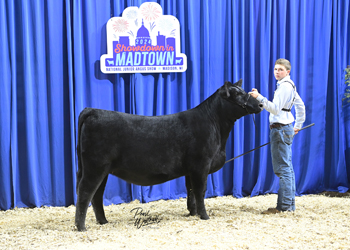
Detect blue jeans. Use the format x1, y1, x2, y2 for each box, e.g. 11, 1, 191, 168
270, 123, 295, 211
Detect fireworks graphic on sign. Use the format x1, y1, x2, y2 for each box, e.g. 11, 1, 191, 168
126, 9, 138, 20
112, 19, 129, 33
150, 22, 156, 32
141, 3, 161, 21
127, 30, 135, 38
158, 17, 175, 36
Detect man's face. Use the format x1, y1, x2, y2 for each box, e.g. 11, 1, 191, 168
274, 64, 290, 81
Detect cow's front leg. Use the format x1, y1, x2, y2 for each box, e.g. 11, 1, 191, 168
91, 175, 109, 225
191, 173, 209, 220
185, 175, 196, 216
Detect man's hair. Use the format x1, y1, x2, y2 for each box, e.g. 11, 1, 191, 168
275, 58, 291, 71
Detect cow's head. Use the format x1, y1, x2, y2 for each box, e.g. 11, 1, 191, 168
219, 79, 263, 116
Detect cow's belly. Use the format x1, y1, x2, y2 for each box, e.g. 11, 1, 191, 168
111, 165, 186, 186
107, 147, 187, 186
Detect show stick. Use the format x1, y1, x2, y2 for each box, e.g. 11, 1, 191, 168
225, 123, 315, 164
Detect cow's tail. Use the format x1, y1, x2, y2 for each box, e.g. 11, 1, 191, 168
76, 108, 92, 193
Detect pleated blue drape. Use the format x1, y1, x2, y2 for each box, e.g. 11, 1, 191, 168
1, 0, 349, 210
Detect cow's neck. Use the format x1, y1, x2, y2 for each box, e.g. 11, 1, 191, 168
196, 91, 242, 140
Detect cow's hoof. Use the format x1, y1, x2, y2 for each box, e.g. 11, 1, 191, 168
76, 226, 87, 232
200, 214, 210, 220
186, 211, 197, 217
75, 221, 87, 232
97, 219, 108, 225
189, 210, 197, 216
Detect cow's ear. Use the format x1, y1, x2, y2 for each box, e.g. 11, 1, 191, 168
220, 81, 232, 98
234, 79, 243, 87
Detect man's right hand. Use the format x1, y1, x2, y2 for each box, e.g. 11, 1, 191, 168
249, 88, 259, 98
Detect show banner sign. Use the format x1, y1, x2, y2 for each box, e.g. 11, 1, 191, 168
101, 2, 187, 74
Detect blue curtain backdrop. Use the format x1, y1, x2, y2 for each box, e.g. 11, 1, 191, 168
1, 0, 349, 210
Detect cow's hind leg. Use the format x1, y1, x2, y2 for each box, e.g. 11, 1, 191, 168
185, 176, 197, 216
75, 170, 108, 232
191, 173, 209, 220
91, 175, 109, 225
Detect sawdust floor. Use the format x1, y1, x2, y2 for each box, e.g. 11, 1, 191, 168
0, 192, 349, 250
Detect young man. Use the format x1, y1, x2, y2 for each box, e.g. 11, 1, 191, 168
249, 58, 305, 213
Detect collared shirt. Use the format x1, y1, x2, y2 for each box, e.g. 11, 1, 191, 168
256, 75, 306, 129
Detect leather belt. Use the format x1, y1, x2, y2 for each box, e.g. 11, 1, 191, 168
270, 123, 288, 129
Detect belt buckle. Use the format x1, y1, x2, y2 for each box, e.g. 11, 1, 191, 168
270, 123, 281, 129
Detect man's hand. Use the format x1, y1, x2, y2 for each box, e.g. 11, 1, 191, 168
294, 128, 300, 135
249, 88, 259, 98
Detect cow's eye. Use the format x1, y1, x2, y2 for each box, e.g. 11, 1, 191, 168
237, 90, 245, 95
232, 86, 244, 95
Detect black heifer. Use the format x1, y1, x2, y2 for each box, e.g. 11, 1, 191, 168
75, 79, 262, 231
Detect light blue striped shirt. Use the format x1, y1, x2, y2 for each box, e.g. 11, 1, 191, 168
256, 76, 306, 130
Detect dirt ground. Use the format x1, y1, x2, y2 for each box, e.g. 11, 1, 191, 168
0, 192, 349, 249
